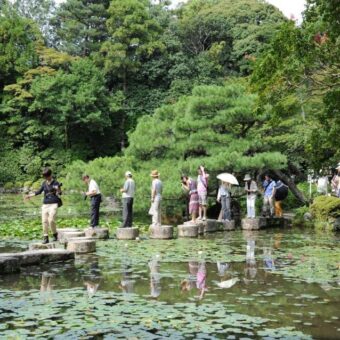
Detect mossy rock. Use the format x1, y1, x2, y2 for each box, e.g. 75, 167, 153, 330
310, 196, 340, 222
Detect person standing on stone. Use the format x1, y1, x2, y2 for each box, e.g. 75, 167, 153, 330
82, 175, 102, 228
149, 170, 163, 227
262, 174, 276, 217
197, 166, 209, 221
120, 171, 135, 228
181, 175, 199, 224
217, 181, 231, 221
331, 163, 340, 198
25, 168, 62, 244
244, 174, 258, 218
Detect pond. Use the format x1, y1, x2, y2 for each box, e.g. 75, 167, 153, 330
0, 229, 339, 338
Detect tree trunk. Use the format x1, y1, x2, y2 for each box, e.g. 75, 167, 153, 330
120, 69, 127, 150
272, 169, 308, 204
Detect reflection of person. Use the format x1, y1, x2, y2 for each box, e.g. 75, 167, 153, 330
197, 166, 209, 221
181, 176, 199, 223
181, 261, 198, 291
25, 168, 62, 244
263, 247, 275, 271
331, 164, 340, 198
217, 181, 231, 221
120, 262, 134, 294
181, 260, 207, 300
40, 272, 54, 293
149, 170, 163, 227
217, 262, 229, 277
85, 281, 99, 298
120, 171, 135, 228
244, 236, 257, 282
82, 175, 102, 228
149, 258, 161, 298
244, 174, 258, 218
262, 175, 276, 217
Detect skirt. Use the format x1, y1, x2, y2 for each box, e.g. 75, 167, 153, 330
189, 192, 199, 215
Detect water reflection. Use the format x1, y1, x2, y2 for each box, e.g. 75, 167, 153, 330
120, 257, 135, 294
263, 247, 275, 271
181, 259, 207, 300
81, 255, 102, 298
149, 256, 161, 298
40, 272, 54, 303
243, 231, 257, 282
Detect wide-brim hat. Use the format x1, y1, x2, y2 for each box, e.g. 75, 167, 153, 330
243, 174, 251, 181
150, 170, 160, 177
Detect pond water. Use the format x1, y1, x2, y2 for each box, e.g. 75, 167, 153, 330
0, 229, 339, 338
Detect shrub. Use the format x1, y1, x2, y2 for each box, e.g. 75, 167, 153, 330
310, 196, 340, 221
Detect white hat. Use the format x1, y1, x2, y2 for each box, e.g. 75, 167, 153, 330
125, 171, 132, 177
243, 174, 251, 181
336, 163, 340, 170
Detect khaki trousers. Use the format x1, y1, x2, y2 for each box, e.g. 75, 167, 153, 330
42, 203, 58, 236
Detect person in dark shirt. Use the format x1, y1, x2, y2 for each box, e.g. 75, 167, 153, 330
25, 168, 62, 244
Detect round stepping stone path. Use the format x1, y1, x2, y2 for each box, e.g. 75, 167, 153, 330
67, 240, 96, 254
116, 227, 139, 240
59, 231, 85, 244
149, 225, 174, 239
222, 220, 235, 231
29, 243, 56, 251
85, 227, 109, 239
178, 224, 198, 238
205, 219, 219, 233
195, 220, 206, 234
57, 228, 81, 240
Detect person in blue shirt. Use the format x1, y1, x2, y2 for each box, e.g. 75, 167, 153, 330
262, 174, 276, 217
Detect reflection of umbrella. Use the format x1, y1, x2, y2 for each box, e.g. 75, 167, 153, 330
217, 173, 239, 185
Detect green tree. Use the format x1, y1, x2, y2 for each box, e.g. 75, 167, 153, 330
0, 6, 40, 90
177, 0, 287, 75
51, 0, 110, 56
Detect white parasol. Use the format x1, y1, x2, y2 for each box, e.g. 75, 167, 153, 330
217, 173, 239, 185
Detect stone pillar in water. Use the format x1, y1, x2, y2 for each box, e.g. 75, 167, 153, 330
178, 224, 198, 238
85, 227, 109, 239
149, 225, 174, 239
116, 227, 139, 240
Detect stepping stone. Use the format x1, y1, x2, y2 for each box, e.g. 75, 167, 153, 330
57, 228, 81, 240
242, 218, 263, 230
149, 225, 174, 239
29, 242, 56, 251
116, 227, 139, 240
59, 231, 85, 244
0, 257, 20, 274
0, 249, 75, 267
222, 220, 235, 231
85, 227, 109, 239
66, 237, 95, 243
178, 224, 198, 238
205, 219, 219, 233
67, 240, 96, 254
196, 220, 206, 234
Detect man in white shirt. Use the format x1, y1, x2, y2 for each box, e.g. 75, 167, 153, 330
120, 171, 136, 228
82, 175, 102, 228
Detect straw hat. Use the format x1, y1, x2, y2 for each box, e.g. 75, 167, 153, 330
150, 170, 160, 177
243, 174, 251, 181
125, 171, 132, 177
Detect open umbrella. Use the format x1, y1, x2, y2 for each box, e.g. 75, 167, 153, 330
217, 173, 239, 185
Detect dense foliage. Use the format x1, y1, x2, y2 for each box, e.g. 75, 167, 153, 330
0, 0, 339, 216
0, 0, 288, 184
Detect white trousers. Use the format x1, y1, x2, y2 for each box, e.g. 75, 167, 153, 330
149, 197, 161, 226
246, 195, 256, 218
